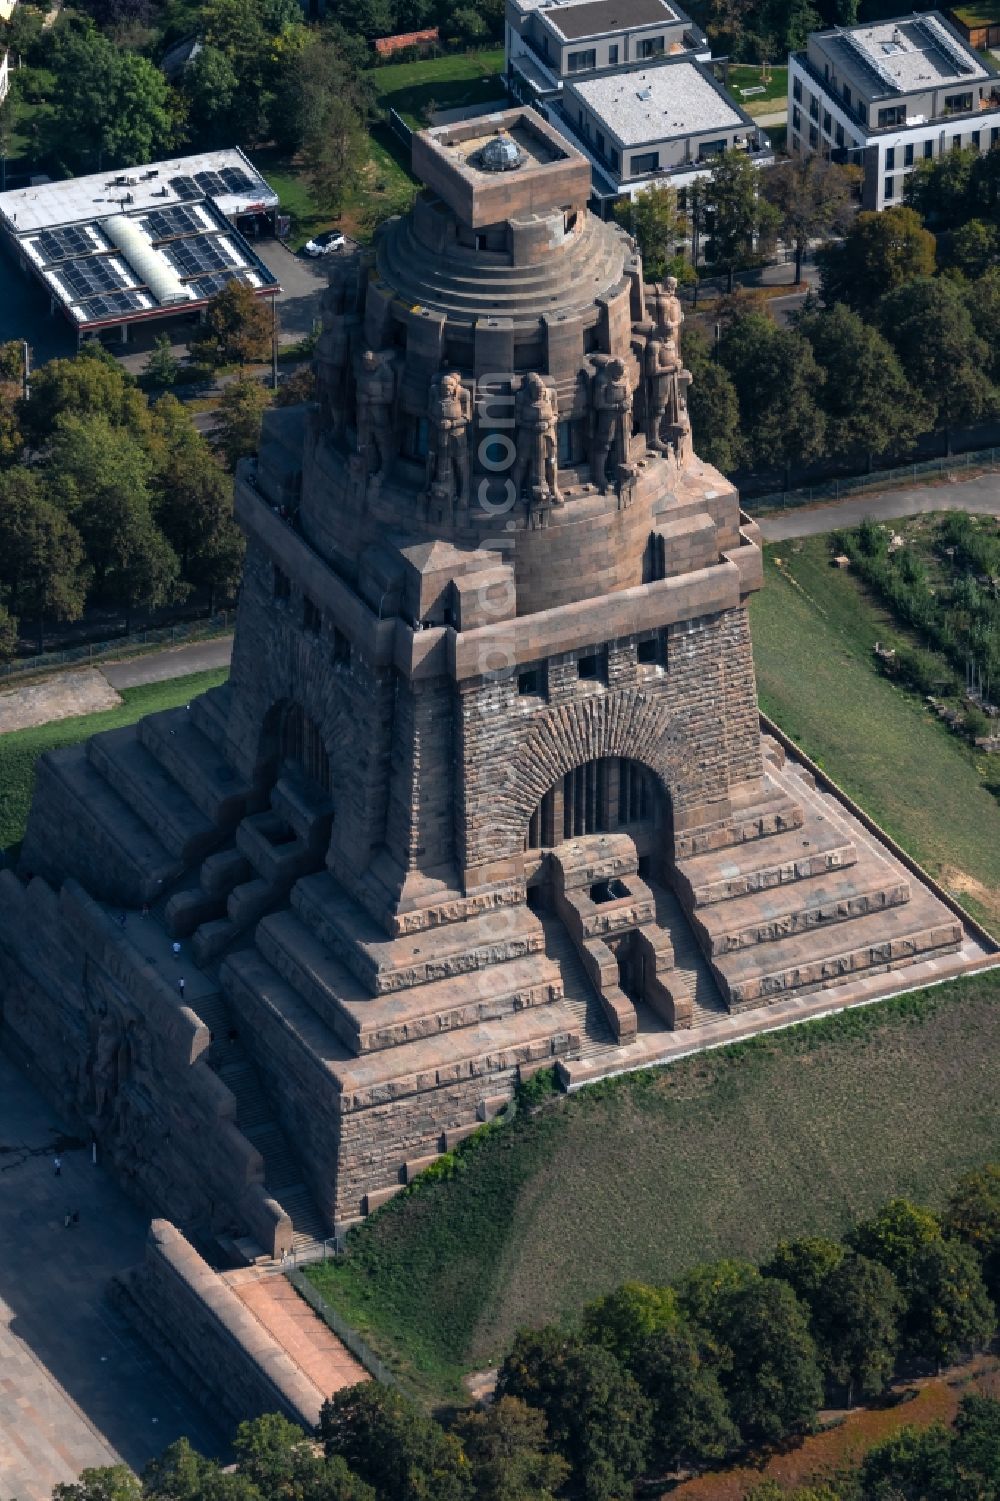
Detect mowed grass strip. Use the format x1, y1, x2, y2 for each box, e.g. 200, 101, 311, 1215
306, 974, 1000, 1403
371, 48, 505, 128
0, 668, 229, 852
750, 539, 1000, 928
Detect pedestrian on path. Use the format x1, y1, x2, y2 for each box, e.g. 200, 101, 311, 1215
172, 941, 181, 960
53, 1155, 61, 1176
141, 903, 150, 920
178, 977, 185, 998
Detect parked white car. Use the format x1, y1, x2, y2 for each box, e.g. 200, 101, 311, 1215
303, 231, 346, 257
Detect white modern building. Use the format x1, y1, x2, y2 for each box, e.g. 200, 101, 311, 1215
561, 56, 770, 202
788, 11, 1000, 209
506, 0, 709, 107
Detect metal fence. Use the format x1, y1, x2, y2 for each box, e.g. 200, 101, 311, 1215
1, 614, 233, 682
750, 447, 1000, 515
288, 1268, 402, 1390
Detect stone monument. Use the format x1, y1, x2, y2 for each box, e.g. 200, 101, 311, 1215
0, 112, 981, 1251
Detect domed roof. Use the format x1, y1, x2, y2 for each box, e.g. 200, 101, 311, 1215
477, 129, 523, 172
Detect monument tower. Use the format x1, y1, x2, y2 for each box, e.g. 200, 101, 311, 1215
0, 113, 976, 1251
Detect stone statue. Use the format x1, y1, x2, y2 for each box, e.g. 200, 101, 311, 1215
425, 371, 472, 514
315, 267, 355, 433
513, 373, 563, 510
643, 335, 680, 454
356, 349, 395, 486
652, 276, 683, 361
591, 358, 633, 494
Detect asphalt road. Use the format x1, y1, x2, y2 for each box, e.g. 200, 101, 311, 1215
101, 635, 233, 689
756, 471, 1000, 541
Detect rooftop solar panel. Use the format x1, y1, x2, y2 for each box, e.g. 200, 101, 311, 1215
143, 205, 203, 241
194, 170, 227, 197
79, 289, 148, 321
59, 256, 126, 299
170, 175, 199, 201
191, 270, 245, 299
221, 166, 256, 194
162, 233, 233, 279
36, 225, 101, 264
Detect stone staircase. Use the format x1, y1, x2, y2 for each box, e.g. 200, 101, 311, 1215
648, 883, 727, 1027
192, 986, 329, 1252
539, 920, 617, 1060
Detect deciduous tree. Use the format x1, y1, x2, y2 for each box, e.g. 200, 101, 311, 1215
215, 378, 272, 469
581, 1281, 679, 1365
815, 1252, 901, 1405
878, 277, 998, 432
848, 1197, 942, 1281
817, 205, 936, 312
613, 185, 687, 282
763, 154, 856, 284
451, 1395, 569, 1501
632, 1324, 738, 1469
715, 1278, 824, 1446
944, 1162, 1000, 1307
189, 283, 272, 369
319, 1383, 471, 1501
904, 1237, 996, 1370
683, 327, 743, 472
797, 301, 930, 460
706, 149, 779, 292
718, 312, 826, 470
0, 469, 88, 650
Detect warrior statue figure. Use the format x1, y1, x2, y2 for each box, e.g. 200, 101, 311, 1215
591, 358, 633, 494
652, 275, 684, 360
512, 373, 563, 509
356, 349, 395, 485
425, 371, 472, 513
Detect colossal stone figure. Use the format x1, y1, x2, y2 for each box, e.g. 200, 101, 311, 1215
591, 358, 633, 494
643, 335, 679, 455
425, 371, 471, 514
356, 349, 395, 483
513, 372, 563, 512
652, 275, 684, 359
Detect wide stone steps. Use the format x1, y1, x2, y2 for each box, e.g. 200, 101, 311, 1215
276, 1184, 329, 1248
86, 726, 219, 863
38, 745, 182, 897
257, 907, 563, 1055
715, 888, 963, 1009
675, 817, 858, 908
292, 873, 546, 995
218, 1059, 275, 1129
647, 884, 728, 1024
245, 1122, 303, 1193
539, 920, 616, 1060
690, 853, 911, 957
188, 684, 233, 752
139, 708, 250, 828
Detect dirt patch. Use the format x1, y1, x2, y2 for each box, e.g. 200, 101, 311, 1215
939, 864, 1000, 926
668, 1355, 1000, 1499
0, 668, 121, 734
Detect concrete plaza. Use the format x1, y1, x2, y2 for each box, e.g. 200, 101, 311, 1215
0, 1050, 221, 1501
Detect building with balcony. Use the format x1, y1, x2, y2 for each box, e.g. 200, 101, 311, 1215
506, 0, 709, 107
788, 11, 1000, 210
559, 55, 771, 203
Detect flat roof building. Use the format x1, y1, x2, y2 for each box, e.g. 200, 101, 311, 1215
0, 148, 281, 340
788, 11, 1000, 209
557, 55, 771, 203
506, 0, 708, 107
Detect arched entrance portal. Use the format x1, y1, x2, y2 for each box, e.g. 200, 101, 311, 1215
525, 756, 670, 858
259, 700, 334, 800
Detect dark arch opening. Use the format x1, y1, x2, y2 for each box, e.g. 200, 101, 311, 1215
259, 700, 334, 800
525, 756, 669, 852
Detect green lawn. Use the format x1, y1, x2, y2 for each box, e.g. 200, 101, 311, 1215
371, 48, 505, 129
727, 63, 788, 114
306, 973, 1000, 1404
0, 668, 228, 854
952, 2, 1000, 27
750, 536, 1000, 929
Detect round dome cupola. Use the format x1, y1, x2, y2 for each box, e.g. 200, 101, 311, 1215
476, 128, 523, 172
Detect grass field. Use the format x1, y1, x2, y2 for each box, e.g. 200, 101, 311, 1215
305, 973, 1000, 1403
0, 668, 228, 854
727, 63, 788, 114
749, 537, 1000, 930
371, 48, 505, 128
952, 1, 1000, 26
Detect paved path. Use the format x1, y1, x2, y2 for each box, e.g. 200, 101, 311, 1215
756, 471, 1000, 541
101, 636, 233, 690
226, 1271, 367, 1398
0, 1051, 222, 1501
